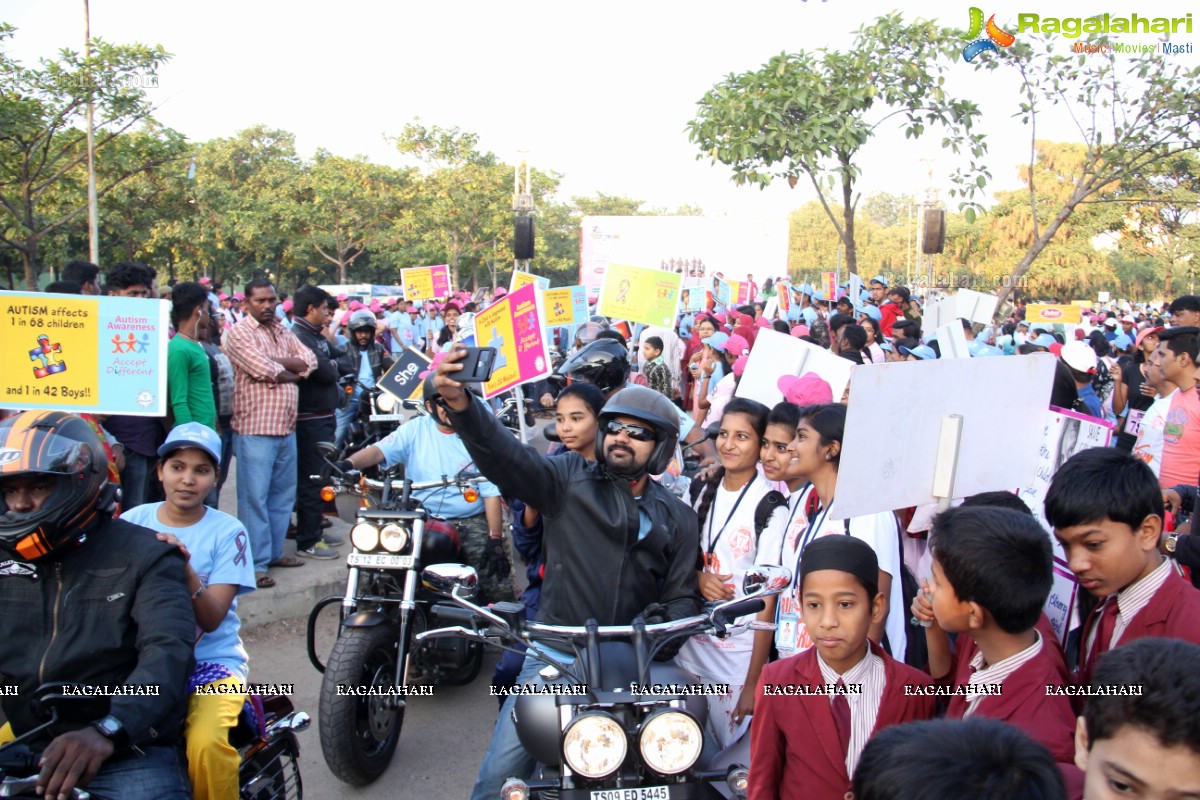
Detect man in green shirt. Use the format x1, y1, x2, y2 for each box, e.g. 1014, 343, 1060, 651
167, 281, 217, 431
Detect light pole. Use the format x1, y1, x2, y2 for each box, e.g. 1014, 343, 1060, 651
84, 0, 99, 264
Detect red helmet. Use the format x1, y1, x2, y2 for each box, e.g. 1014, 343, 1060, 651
0, 411, 118, 560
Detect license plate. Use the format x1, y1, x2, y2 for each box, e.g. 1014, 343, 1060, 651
590, 788, 669, 800
347, 553, 415, 569
369, 413, 407, 422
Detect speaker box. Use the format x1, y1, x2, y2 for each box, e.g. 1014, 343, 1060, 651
514, 216, 535, 260
922, 209, 945, 255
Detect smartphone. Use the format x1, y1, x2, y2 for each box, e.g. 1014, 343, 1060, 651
455, 347, 498, 383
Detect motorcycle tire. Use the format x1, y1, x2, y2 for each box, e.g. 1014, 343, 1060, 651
318, 624, 404, 785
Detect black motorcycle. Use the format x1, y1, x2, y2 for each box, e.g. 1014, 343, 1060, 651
417, 563, 791, 799
335, 377, 425, 458
305, 459, 485, 786
0, 683, 309, 800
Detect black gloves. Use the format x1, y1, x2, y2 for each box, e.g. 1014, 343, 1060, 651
485, 538, 511, 580
641, 602, 688, 661
641, 602, 670, 626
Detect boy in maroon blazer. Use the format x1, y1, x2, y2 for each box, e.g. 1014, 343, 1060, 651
913, 506, 1083, 797
1077, 638, 1200, 799
749, 536, 935, 800
1045, 448, 1200, 686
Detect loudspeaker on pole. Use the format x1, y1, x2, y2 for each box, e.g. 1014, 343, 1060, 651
922, 209, 945, 255
514, 216, 535, 260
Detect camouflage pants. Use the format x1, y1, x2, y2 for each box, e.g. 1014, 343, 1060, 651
455, 513, 517, 605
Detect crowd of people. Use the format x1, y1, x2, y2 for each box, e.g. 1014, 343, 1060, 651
3, 260, 1200, 800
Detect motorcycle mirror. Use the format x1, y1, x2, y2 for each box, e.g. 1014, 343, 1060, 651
543, 422, 560, 444
401, 398, 424, 412
742, 565, 792, 597
334, 491, 359, 524
421, 563, 480, 599
316, 441, 339, 461
456, 466, 482, 481
704, 423, 721, 441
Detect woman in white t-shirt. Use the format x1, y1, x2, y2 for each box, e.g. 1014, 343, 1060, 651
773, 403, 908, 663
674, 398, 783, 749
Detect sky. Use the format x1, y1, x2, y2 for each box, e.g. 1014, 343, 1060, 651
4, 0, 1198, 224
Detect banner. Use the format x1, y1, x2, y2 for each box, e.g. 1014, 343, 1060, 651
510, 270, 551, 293
821, 271, 837, 300
776, 282, 791, 312
1026, 303, 1083, 324
0, 292, 168, 416
594, 262, 683, 328
679, 286, 707, 313
400, 264, 451, 301
472, 284, 551, 398
714, 279, 734, 308
543, 285, 589, 327
377, 347, 432, 401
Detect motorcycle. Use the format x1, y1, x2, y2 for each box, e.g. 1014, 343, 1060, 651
305, 456, 486, 786
0, 683, 309, 800
417, 563, 791, 799
335, 377, 424, 459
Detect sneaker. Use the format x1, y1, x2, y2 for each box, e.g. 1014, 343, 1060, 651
321, 532, 346, 546
297, 541, 340, 560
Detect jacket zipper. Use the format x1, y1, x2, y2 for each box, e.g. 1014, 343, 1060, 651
38, 562, 64, 683
610, 479, 638, 623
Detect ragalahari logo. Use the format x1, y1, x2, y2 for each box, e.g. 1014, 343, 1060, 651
963, 7, 1016, 61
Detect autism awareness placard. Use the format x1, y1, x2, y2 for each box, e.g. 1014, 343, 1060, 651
0, 291, 168, 415
401, 264, 451, 300
472, 283, 551, 398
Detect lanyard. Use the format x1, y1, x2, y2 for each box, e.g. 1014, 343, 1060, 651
776, 491, 805, 566
705, 477, 756, 560
794, 489, 836, 579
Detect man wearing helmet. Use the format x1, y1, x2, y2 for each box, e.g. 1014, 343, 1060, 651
333, 309, 393, 449
0, 411, 195, 799
433, 346, 702, 800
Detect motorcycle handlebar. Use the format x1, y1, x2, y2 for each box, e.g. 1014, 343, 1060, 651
522, 597, 770, 640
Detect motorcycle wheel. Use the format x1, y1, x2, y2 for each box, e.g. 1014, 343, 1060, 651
318, 624, 403, 785
437, 640, 484, 686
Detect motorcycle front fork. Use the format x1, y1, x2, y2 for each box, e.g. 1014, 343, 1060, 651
394, 520, 425, 692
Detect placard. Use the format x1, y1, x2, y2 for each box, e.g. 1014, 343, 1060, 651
595, 263, 683, 328
510, 270, 551, 293
1026, 304, 1083, 324
1045, 559, 1079, 644
400, 264, 451, 301
821, 271, 837, 300
777, 282, 792, 312
935, 321, 970, 359
1018, 405, 1115, 530
736, 329, 854, 408
472, 283, 551, 398
715, 279, 734, 307
831, 355, 1057, 519
0, 291, 168, 416
679, 286, 707, 313
543, 285, 588, 327
377, 347, 433, 401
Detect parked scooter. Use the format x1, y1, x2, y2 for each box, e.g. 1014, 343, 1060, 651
417, 563, 791, 799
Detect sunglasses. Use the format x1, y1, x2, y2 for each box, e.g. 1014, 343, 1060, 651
605, 420, 657, 443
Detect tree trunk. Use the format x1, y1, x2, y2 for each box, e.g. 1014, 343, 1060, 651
21, 243, 37, 291
842, 171, 858, 277
1164, 256, 1175, 299
994, 197, 1083, 315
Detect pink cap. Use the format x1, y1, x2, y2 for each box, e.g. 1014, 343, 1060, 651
233, 293, 244, 300
725, 334, 750, 357
712, 312, 727, 324
732, 354, 748, 377
791, 325, 810, 338
348, 300, 363, 311
1136, 326, 1164, 349
493, 287, 508, 297
199, 277, 212, 285
778, 374, 833, 406
337, 293, 348, 302
281, 300, 293, 312
369, 301, 382, 313
1074, 328, 1087, 340
1049, 342, 1063, 357
755, 316, 771, 328
737, 313, 754, 327
218, 293, 228, 301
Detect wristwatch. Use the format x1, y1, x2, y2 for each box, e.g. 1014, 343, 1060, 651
1164, 532, 1182, 557
91, 715, 128, 748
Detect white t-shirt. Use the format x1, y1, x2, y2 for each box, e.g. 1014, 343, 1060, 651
1133, 389, 1176, 478
675, 474, 785, 683
772, 484, 906, 663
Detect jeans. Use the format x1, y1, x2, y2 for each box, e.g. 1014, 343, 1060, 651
334, 397, 359, 450
471, 652, 573, 800
120, 450, 162, 510
82, 745, 191, 800
295, 416, 336, 550
235, 433, 297, 572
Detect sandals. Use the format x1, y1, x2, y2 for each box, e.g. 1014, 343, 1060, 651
270, 556, 304, 568
255, 573, 276, 588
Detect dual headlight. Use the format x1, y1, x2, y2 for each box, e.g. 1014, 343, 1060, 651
561, 710, 702, 779
350, 522, 409, 553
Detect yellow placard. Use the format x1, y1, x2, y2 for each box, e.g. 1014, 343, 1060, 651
1026, 304, 1083, 324
595, 263, 683, 328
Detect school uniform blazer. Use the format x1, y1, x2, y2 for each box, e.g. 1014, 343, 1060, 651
1077, 570, 1200, 687
945, 635, 1084, 800
748, 642, 936, 800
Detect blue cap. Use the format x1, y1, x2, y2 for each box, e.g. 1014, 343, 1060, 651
813, 290, 827, 303
1030, 333, 1058, 349
899, 344, 938, 360
798, 283, 815, 296
1113, 333, 1133, 350
1030, 323, 1052, 334
880, 341, 895, 353
856, 304, 882, 322
702, 332, 731, 352
870, 274, 889, 288
158, 422, 221, 466
859, 290, 872, 304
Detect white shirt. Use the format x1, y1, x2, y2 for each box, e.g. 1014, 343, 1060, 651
816, 646, 886, 778
964, 631, 1043, 717
1133, 389, 1176, 477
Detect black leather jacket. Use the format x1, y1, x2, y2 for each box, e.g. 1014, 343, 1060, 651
446, 396, 701, 627
0, 517, 196, 747
293, 317, 348, 416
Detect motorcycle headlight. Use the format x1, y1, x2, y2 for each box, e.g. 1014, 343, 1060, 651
350, 522, 380, 551
375, 392, 397, 413
562, 712, 627, 779
379, 523, 409, 553
639, 709, 702, 775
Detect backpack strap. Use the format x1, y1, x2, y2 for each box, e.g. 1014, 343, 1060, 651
753, 490, 788, 545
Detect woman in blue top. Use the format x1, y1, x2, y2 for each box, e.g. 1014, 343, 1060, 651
121, 423, 256, 800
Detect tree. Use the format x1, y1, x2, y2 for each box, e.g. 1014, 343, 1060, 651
687, 13, 990, 278
973, 33, 1200, 310
0, 24, 183, 287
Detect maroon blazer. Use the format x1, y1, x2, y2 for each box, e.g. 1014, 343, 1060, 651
945, 634, 1084, 799
1078, 569, 1200, 686
749, 643, 936, 800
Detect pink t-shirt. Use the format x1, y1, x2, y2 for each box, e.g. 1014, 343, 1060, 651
1159, 386, 1200, 488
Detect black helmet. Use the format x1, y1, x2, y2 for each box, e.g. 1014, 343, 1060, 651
0, 411, 118, 561
595, 385, 680, 477
347, 310, 377, 332
555, 339, 630, 394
